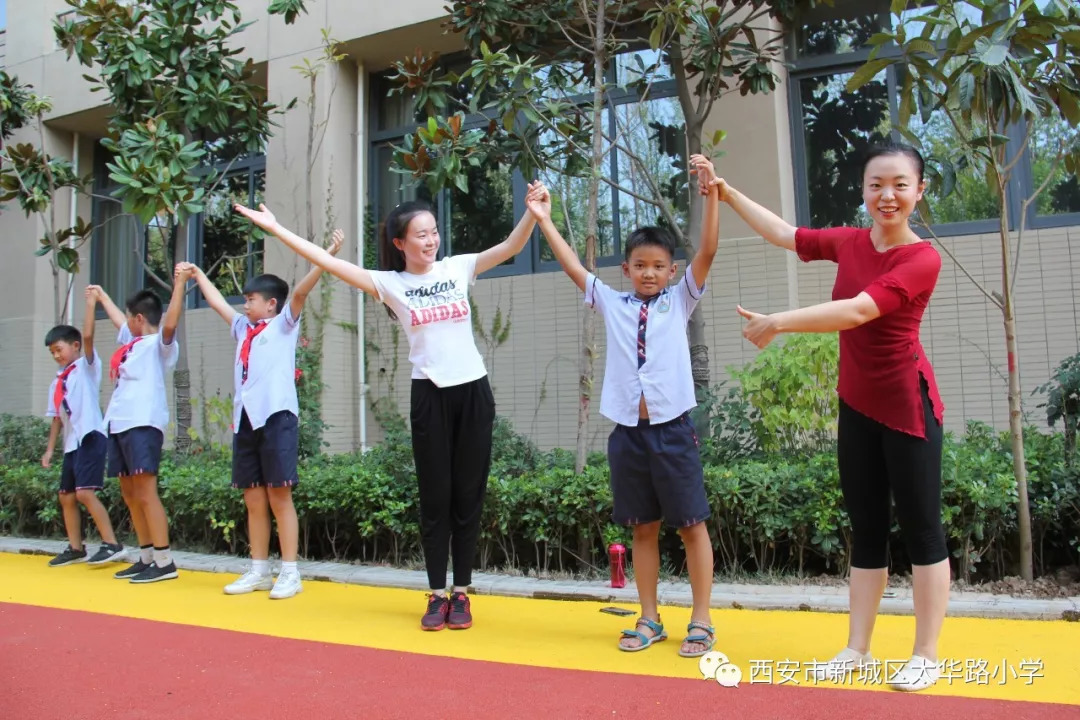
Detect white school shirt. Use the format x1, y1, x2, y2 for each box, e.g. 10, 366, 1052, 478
368, 254, 487, 388
586, 266, 705, 427
230, 305, 301, 431
104, 324, 179, 434
45, 351, 106, 453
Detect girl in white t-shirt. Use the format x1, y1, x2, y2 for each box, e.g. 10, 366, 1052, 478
235, 184, 541, 630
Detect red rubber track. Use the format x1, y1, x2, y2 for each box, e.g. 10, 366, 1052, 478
1, 603, 1075, 720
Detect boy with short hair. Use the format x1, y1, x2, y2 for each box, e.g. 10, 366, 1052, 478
526, 155, 721, 657
41, 290, 124, 567
88, 264, 189, 583
181, 228, 342, 600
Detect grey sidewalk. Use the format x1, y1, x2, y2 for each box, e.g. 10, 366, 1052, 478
4, 536, 1078, 621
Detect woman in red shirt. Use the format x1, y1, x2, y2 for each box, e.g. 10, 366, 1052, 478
702, 144, 948, 692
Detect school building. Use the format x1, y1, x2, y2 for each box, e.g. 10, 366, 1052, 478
1, 0, 1078, 453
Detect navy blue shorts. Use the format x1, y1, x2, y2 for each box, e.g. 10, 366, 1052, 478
231, 410, 299, 489
107, 426, 164, 478
608, 413, 710, 528
59, 431, 107, 494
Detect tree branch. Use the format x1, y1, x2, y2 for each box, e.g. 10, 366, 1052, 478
1012, 141, 1066, 295
917, 218, 1003, 309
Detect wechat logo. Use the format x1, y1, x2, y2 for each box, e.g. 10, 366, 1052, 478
699, 650, 742, 688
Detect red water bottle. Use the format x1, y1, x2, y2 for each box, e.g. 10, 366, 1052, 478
609, 543, 626, 588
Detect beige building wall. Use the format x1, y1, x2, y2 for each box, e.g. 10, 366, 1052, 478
1, 1, 1077, 455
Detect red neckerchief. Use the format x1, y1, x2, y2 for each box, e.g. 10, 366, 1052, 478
240, 321, 270, 383
110, 336, 143, 383
53, 362, 77, 416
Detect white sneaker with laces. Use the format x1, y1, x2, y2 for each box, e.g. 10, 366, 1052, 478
888, 655, 940, 692
811, 647, 874, 682
269, 570, 303, 600
223, 570, 273, 595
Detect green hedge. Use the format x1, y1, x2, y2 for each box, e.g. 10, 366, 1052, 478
1, 414, 1077, 581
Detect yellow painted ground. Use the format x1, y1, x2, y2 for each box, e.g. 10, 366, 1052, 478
2, 551, 1077, 706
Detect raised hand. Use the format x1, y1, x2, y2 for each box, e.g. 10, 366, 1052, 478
85, 285, 102, 303
174, 263, 194, 282
525, 180, 551, 221
327, 228, 345, 257
737, 305, 779, 349
234, 202, 278, 232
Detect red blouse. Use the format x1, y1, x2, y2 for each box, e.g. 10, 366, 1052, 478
796, 226, 944, 438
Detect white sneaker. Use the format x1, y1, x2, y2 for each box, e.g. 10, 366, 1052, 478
888, 655, 940, 692
811, 647, 874, 682
223, 570, 273, 595
269, 570, 303, 600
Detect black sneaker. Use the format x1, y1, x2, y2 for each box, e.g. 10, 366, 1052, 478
87, 543, 126, 566
114, 560, 150, 579
48, 546, 87, 567
129, 561, 179, 584
421, 593, 449, 631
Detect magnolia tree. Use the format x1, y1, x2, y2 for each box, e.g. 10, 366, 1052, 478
848, 0, 1080, 580
43, 0, 307, 451
388, 0, 817, 471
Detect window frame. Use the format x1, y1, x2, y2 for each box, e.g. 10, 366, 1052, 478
368, 50, 684, 278
786, 0, 1077, 234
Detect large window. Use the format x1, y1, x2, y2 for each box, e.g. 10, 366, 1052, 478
788, 1, 1078, 233
369, 48, 687, 277
90, 143, 266, 305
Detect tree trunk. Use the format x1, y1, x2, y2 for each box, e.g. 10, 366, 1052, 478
172, 221, 192, 454
575, 0, 607, 475
1000, 209, 1032, 581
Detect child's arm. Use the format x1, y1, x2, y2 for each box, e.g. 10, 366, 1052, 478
474, 181, 542, 275
41, 417, 62, 468
181, 262, 237, 325
527, 183, 589, 293
82, 288, 96, 364
289, 228, 345, 319
161, 265, 191, 345
86, 285, 126, 330
233, 204, 379, 299
688, 154, 720, 290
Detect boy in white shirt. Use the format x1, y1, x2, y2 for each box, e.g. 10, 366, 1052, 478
88, 265, 189, 584
180, 229, 342, 600
41, 290, 124, 567
528, 155, 721, 658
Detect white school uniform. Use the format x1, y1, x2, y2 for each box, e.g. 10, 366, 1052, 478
46, 351, 106, 453
230, 305, 301, 432
585, 266, 706, 427
104, 324, 179, 434
368, 254, 487, 387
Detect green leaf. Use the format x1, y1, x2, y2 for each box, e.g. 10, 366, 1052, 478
974, 36, 1009, 66
845, 58, 892, 92
56, 247, 79, 273
1058, 90, 1080, 127
34, 246, 51, 257
904, 38, 937, 57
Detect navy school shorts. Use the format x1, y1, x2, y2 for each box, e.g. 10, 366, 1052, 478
107, 426, 164, 478
231, 409, 299, 489
607, 413, 711, 528
59, 430, 107, 494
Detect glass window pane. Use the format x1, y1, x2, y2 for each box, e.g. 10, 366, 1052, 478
202, 171, 261, 297
445, 163, 515, 262
614, 48, 673, 89
613, 96, 688, 238
794, 13, 883, 58
799, 70, 890, 227
92, 198, 141, 302
1032, 115, 1080, 217
377, 86, 423, 131
536, 110, 615, 262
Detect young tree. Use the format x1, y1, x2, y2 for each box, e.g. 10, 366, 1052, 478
388, 0, 813, 471
848, 0, 1080, 580
52, 0, 308, 451
0, 74, 93, 324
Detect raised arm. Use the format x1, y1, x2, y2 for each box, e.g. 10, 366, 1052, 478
82, 288, 96, 363
87, 285, 126, 330
527, 183, 588, 293
706, 175, 796, 252
161, 265, 191, 345
290, 228, 345, 318
234, 204, 379, 299
688, 154, 720, 290
183, 262, 237, 325
475, 181, 541, 275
